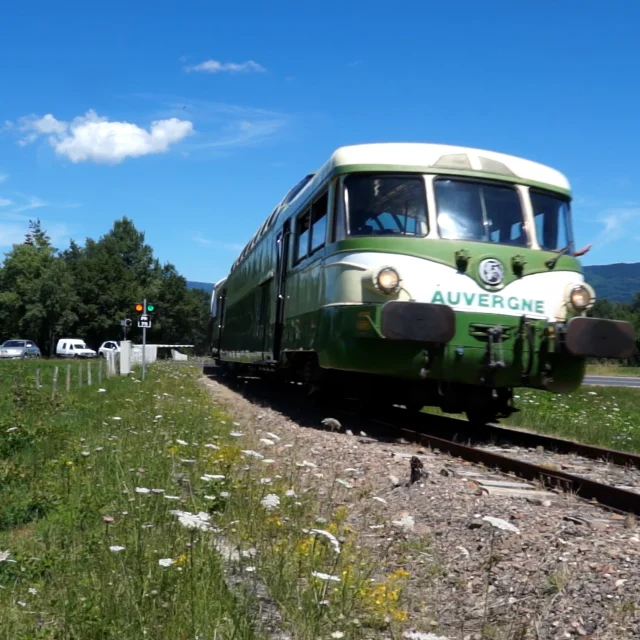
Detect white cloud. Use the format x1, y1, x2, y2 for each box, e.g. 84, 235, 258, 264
0, 173, 7, 184
596, 207, 640, 246
0, 198, 12, 207
0, 221, 71, 248
16, 110, 194, 164
0, 223, 28, 246
11, 195, 47, 213
193, 232, 243, 251
185, 59, 266, 74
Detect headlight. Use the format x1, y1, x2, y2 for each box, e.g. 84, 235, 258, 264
569, 284, 592, 311
374, 267, 401, 294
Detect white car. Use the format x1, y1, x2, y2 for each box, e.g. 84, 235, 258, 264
56, 338, 97, 358
98, 341, 121, 358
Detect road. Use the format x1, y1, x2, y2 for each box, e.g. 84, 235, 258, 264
583, 375, 640, 389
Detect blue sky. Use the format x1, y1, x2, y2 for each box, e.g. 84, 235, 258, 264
1, 0, 639, 284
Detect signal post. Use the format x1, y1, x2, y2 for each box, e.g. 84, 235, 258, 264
134, 300, 155, 380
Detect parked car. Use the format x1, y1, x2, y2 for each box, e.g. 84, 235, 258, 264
0, 339, 41, 359
98, 341, 121, 358
55, 338, 97, 358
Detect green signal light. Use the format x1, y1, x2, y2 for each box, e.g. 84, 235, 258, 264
147, 304, 155, 312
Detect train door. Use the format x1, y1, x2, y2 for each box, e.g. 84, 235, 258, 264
257, 281, 270, 360
273, 219, 291, 362
215, 289, 226, 360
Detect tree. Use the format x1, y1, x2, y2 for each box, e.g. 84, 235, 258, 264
0, 220, 77, 354
63, 217, 162, 346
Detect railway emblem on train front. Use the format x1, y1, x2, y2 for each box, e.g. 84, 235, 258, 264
478, 259, 505, 286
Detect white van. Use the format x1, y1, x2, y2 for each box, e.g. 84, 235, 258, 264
56, 338, 97, 359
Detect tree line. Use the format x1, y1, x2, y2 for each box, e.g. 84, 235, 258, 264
0, 217, 211, 356
590, 294, 640, 365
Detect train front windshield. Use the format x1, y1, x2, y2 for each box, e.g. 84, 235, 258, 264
530, 190, 574, 252
435, 179, 527, 246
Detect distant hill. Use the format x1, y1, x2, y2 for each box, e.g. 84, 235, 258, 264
187, 281, 214, 294
187, 263, 640, 304
583, 262, 640, 303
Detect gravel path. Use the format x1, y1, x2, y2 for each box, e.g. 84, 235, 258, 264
202, 373, 640, 640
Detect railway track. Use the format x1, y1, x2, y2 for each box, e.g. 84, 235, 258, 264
203, 365, 640, 517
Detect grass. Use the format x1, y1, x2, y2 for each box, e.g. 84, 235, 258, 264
0, 361, 418, 640
506, 386, 640, 452
426, 383, 640, 453
586, 363, 640, 377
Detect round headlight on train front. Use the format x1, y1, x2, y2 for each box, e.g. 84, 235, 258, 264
569, 284, 592, 311
375, 267, 401, 294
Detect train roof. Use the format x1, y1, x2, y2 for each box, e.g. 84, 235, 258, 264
227, 142, 571, 274
314, 143, 571, 193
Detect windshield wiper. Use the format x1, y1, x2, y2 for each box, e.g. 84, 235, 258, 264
545, 243, 573, 269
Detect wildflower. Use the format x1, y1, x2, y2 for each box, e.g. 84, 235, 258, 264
482, 515, 520, 534
135, 487, 150, 494
155, 415, 163, 420
112, 417, 122, 421
230, 431, 243, 437
28, 588, 37, 595
18, 601, 27, 607
158, 558, 174, 567
336, 479, 353, 489
308, 528, 341, 554
403, 633, 451, 640
220, 491, 230, 498
176, 439, 188, 445
392, 514, 415, 532
261, 494, 280, 510
296, 460, 317, 468
164, 495, 181, 500
102, 516, 115, 524
260, 478, 272, 485
0, 551, 11, 564
242, 450, 264, 458
331, 633, 345, 639
170, 510, 214, 532
204, 443, 220, 450
151, 488, 165, 494
245, 566, 256, 572
201, 475, 225, 481
285, 489, 296, 497
109, 546, 125, 552
81, 451, 90, 457
6, 427, 18, 433
97, 388, 106, 392
311, 571, 340, 582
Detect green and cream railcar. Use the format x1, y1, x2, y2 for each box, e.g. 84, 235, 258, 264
210, 143, 635, 423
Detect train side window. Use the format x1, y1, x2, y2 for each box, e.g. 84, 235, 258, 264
332, 181, 346, 242
310, 191, 328, 253
295, 210, 311, 263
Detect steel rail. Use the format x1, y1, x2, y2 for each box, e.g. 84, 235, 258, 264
359, 410, 640, 516
203, 366, 640, 515
386, 407, 640, 470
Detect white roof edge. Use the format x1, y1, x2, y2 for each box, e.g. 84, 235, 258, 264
322, 142, 570, 191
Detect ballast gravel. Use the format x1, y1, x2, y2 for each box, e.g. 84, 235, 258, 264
201, 373, 640, 640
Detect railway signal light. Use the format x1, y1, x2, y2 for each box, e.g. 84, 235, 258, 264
135, 303, 155, 313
